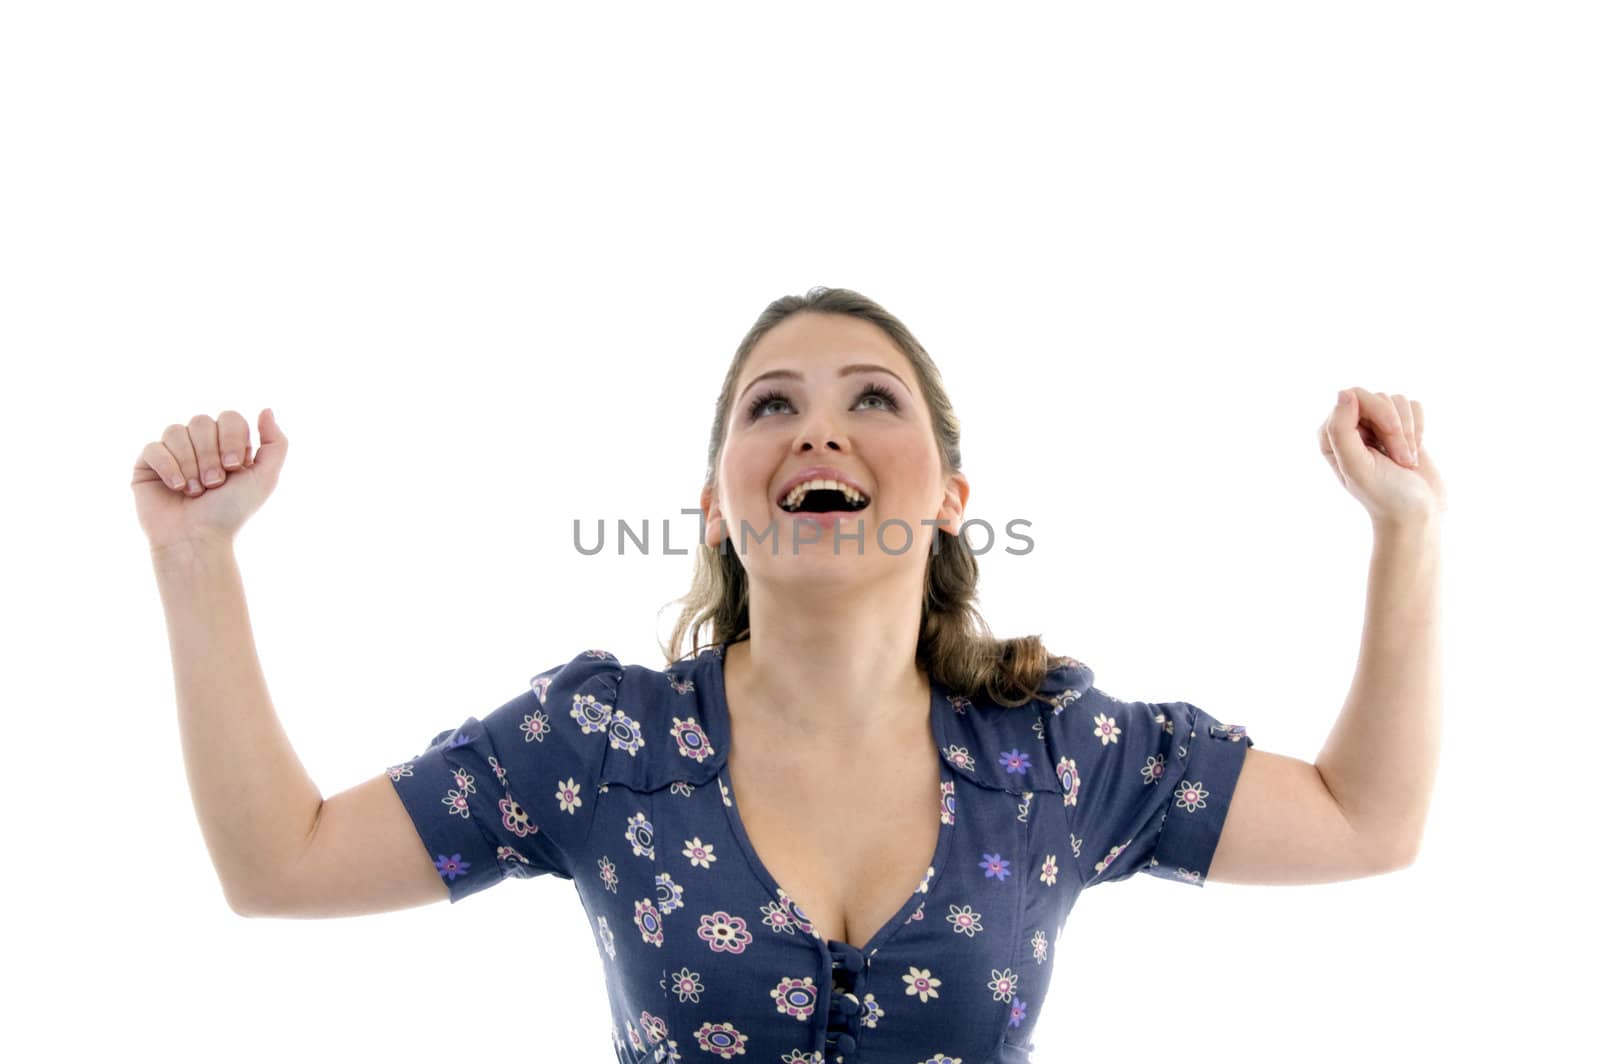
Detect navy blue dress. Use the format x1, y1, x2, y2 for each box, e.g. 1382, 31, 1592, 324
386, 642, 1253, 1064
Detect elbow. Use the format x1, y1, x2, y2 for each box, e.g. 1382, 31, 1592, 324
224, 883, 278, 919
226, 895, 262, 918
1345, 806, 1427, 876
1373, 836, 1422, 875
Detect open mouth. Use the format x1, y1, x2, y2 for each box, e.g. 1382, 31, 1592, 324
777, 485, 872, 515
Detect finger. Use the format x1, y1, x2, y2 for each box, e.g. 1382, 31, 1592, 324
161, 422, 205, 495
216, 409, 252, 471
1349, 386, 1413, 466
188, 413, 225, 488
1330, 390, 1373, 476
1391, 393, 1416, 465
1318, 412, 1338, 464
137, 441, 189, 491
254, 407, 285, 467
1374, 391, 1413, 466
1320, 423, 1345, 481
1412, 399, 1425, 453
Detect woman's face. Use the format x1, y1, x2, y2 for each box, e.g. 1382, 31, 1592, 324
701, 313, 968, 582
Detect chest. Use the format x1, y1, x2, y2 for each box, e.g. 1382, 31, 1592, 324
726, 740, 944, 953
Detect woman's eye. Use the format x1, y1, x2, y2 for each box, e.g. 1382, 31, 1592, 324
854, 383, 900, 412
748, 385, 897, 421
749, 393, 789, 418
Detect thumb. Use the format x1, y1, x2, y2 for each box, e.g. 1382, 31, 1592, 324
252, 407, 289, 471
1326, 390, 1370, 484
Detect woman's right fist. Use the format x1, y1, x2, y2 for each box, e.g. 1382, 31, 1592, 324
132, 408, 288, 554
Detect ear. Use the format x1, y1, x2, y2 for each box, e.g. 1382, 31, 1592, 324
700, 483, 724, 547
935, 470, 970, 535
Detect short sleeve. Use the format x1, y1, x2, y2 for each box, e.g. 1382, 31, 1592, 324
1058, 689, 1254, 889
384, 649, 624, 903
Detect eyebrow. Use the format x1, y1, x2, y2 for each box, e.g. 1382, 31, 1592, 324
736, 363, 911, 404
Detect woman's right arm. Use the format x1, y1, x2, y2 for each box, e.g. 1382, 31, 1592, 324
152, 535, 329, 914
141, 410, 445, 917
154, 538, 448, 917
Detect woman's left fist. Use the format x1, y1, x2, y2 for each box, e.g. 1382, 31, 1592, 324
1319, 387, 1447, 524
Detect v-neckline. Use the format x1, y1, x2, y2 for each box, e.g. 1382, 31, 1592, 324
703, 640, 955, 958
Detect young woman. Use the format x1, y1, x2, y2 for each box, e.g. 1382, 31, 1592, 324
135, 286, 1445, 1064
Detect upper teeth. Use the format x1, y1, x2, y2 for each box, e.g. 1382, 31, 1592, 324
782, 479, 867, 509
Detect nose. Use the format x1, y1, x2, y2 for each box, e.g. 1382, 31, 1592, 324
794, 418, 846, 453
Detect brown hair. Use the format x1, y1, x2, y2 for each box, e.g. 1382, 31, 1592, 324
657, 286, 1074, 708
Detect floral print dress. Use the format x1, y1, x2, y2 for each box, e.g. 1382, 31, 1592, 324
386, 642, 1252, 1064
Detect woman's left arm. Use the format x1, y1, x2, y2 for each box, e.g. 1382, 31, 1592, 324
1206, 388, 1446, 884
1314, 513, 1443, 867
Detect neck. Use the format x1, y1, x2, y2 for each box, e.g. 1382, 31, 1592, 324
728, 570, 930, 746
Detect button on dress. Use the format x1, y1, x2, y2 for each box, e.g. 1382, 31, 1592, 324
386, 643, 1253, 1064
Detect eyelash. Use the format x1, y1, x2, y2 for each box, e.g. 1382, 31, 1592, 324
746, 382, 899, 421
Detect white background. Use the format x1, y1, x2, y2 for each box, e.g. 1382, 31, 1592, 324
3, 1, 1594, 1060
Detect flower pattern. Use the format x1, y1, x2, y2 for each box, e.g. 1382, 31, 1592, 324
681, 837, 717, 869
667, 966, 705, 1003
521, 707, 551, 743
383, 644, 1252, 1062
770, 976, 820, 1021
655, 872, 686, 916
694, 1020, 747, 1060
634, 897, 666, 946
902, 965, 942, 1002
555, 776, 583, 814
698, 911, 754, 954
946, 904, 983, 937
1174, 779, 1211, 812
